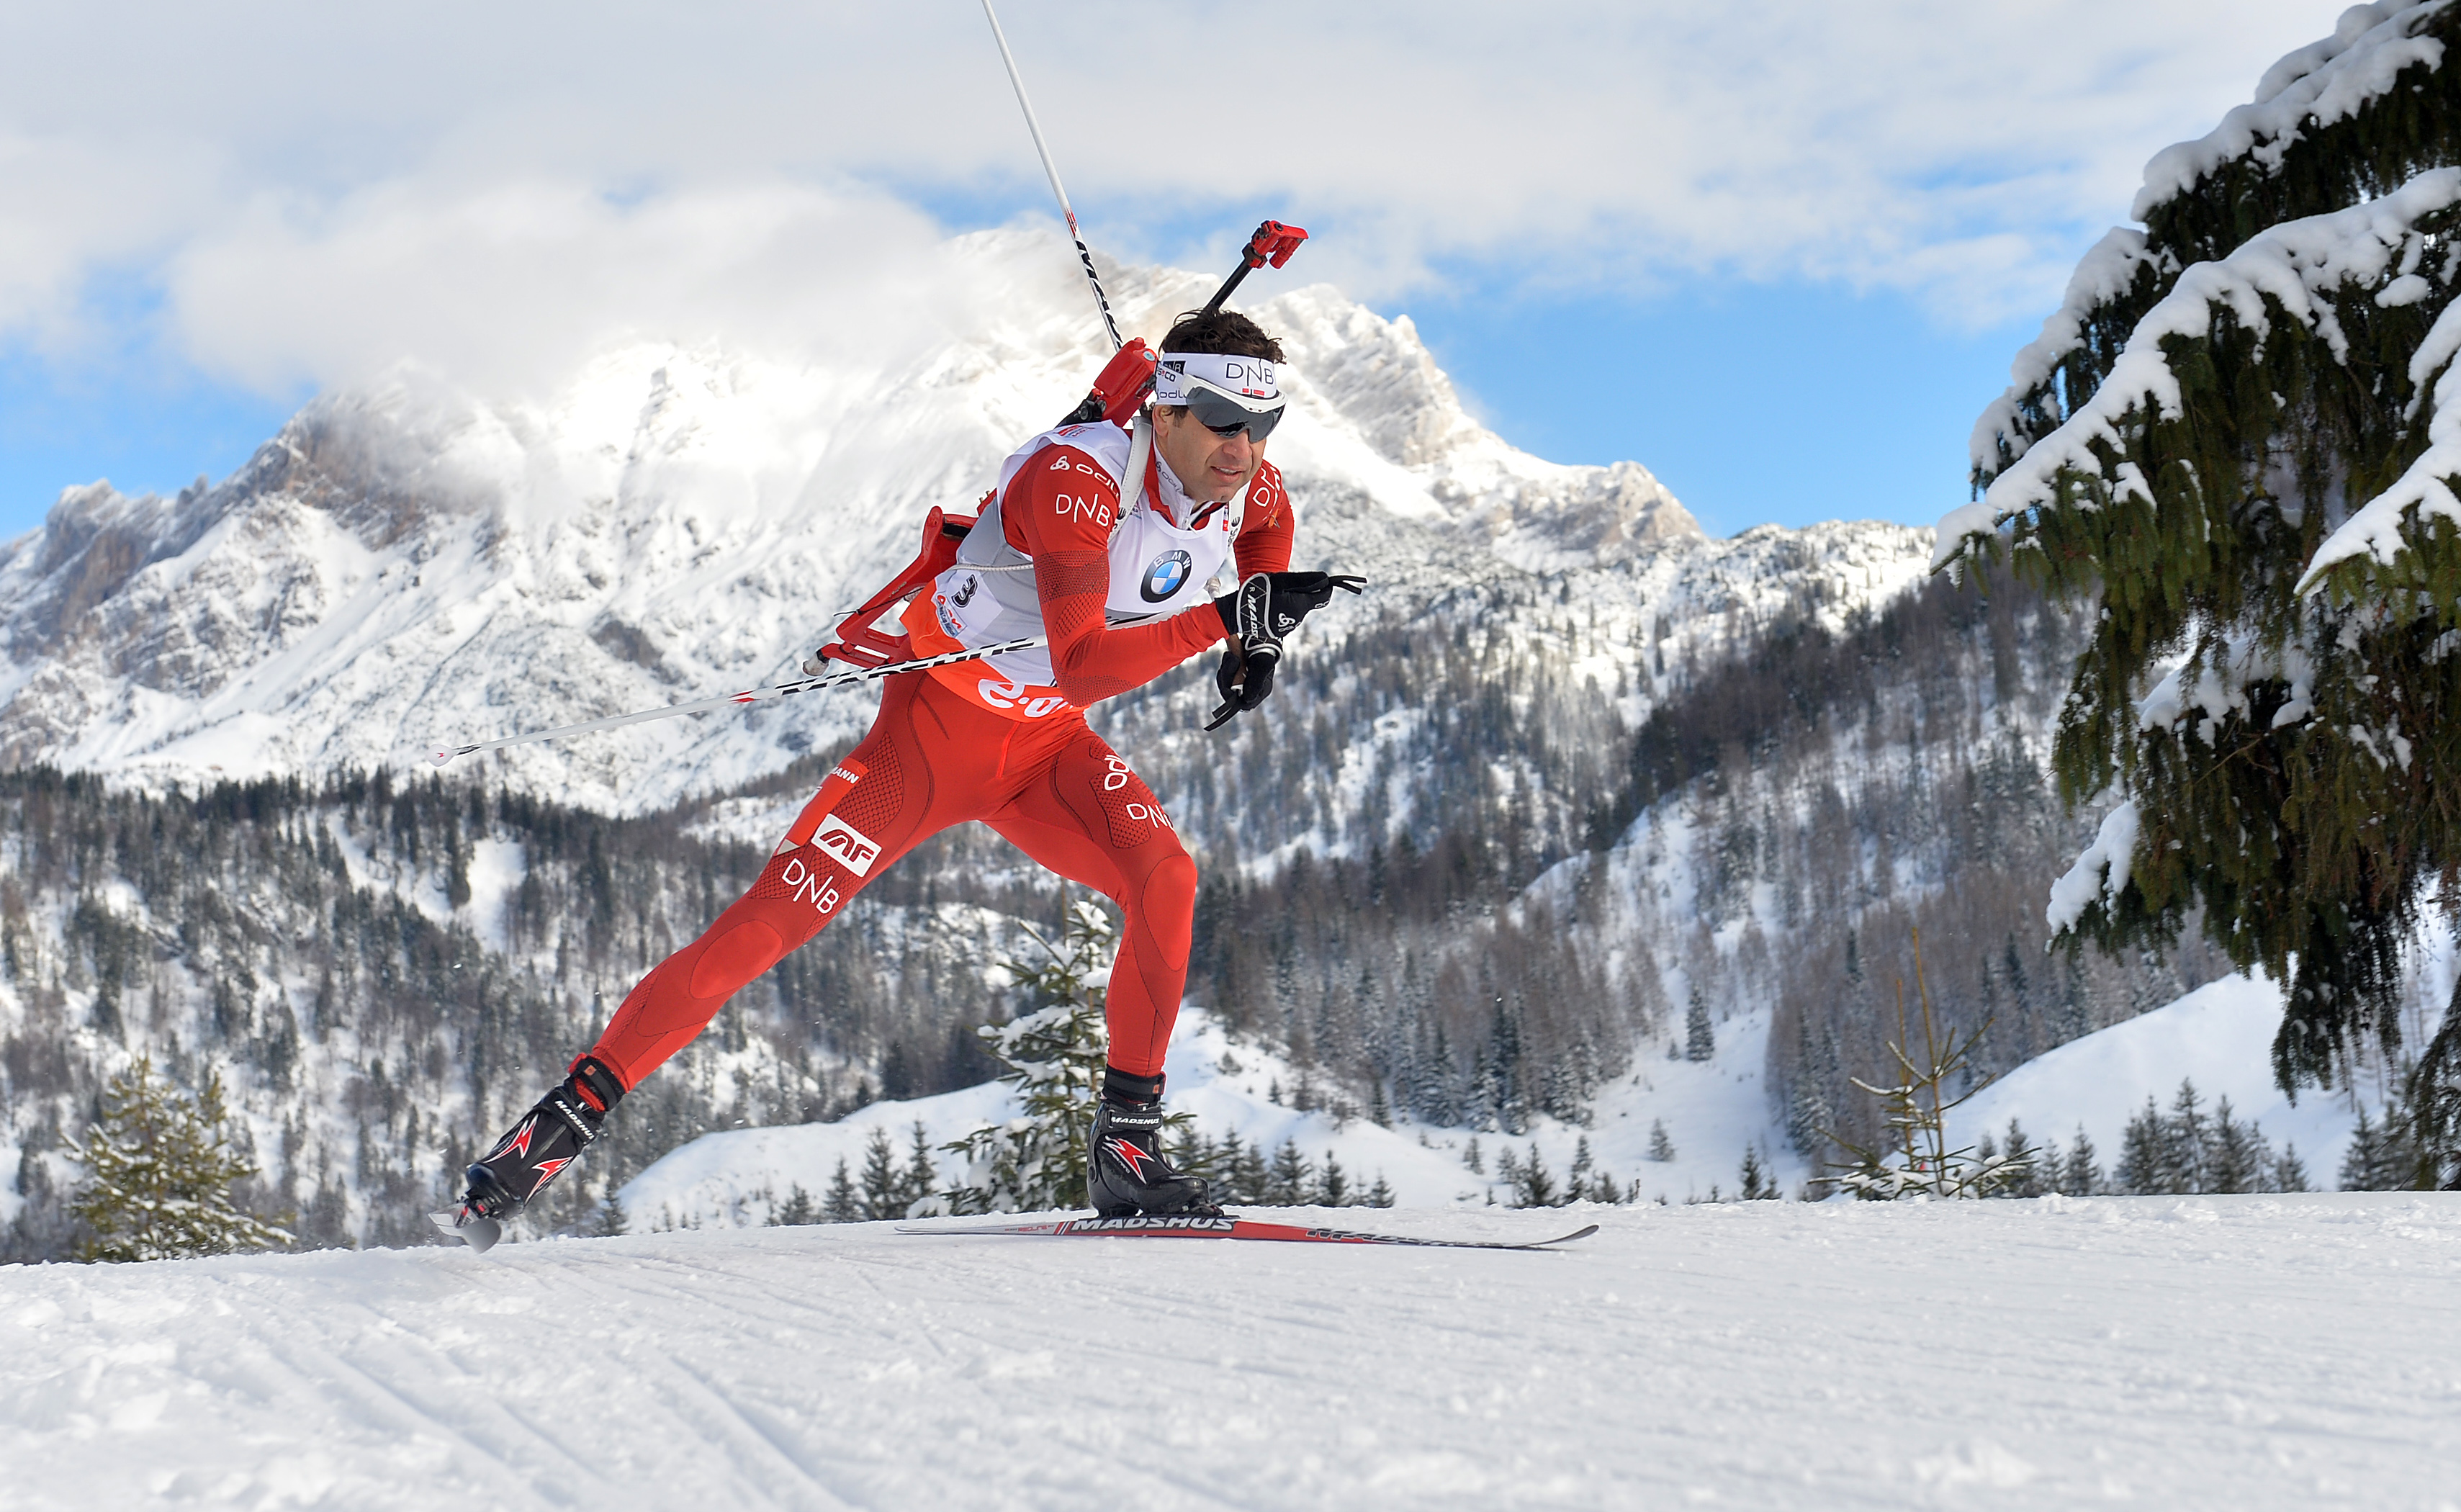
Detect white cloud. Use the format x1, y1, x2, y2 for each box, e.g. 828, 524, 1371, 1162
163, 178, 966, 397
0, 0, 2341, 397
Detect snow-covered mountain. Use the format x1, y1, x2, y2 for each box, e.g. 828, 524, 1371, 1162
0, 231, 1723, 814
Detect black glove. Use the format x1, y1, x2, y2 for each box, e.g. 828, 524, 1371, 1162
1205, 572, 1367, 730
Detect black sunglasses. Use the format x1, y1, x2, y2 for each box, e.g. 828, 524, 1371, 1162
1185, 385, 1286, 443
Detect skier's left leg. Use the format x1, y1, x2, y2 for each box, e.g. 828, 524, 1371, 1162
988, 730, 1215, 1216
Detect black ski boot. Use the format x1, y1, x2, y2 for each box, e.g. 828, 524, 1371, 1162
1087, 1067, 1221, 1219
441, 1056, 625, 1251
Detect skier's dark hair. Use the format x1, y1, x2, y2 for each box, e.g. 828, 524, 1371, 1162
1159, 308, 1285, 364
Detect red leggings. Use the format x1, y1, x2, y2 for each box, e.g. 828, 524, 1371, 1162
584, 672, 1197, 1088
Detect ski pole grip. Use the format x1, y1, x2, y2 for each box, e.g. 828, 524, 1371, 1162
1251, 220, 1308, 269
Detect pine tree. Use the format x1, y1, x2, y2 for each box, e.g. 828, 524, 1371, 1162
1462, 1135, 1484, 1174
2274, 1141, 2311, 1194
1943, 5, 2461, 1100
900, 1121, 938, 1213
1786, 1017, 1832, 1158
1232, 1138, 1271, 1204
2338, 1104, 2419, 1191
2161, 1080, 2210, 1194
66, 1058, 292, 1262
1364, 1174, 1396, 1208
1737, 1146, 1774, 1201
2001, 1118, 2048, 1199
1318, 1153, 1351, 1207
1822, 932, 2022, 1200
937, 899, 1122, 1215
2115, 1097, 2167, 1194
2061, 1126, 2103, 1197
2399, 975, 2461, 1187
823, 1158, 861, 1222
858, 1127, 903, 1220
1512, 1143, 1557, 1208
1684, 986, 1716, 1062
1267, 1140, 1313, 1206
2208, 1097, 2267, 1194
1647, 1119, 1676, 1163
772, 1184, 817, 1227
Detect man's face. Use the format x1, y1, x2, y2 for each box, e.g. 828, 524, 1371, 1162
1152, 402, 1267, 507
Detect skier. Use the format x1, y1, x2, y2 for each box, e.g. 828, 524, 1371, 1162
453, 307, 1360, 1230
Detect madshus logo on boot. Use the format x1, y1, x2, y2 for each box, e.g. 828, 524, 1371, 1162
1140, 549, 1193, 603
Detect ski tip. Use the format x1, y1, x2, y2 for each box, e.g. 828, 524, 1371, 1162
1540, 1224, 1601, 1247
429, 1210, 503, 1252
428, 750, 454, 768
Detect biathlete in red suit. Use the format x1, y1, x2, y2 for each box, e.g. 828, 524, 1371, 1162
456, 309, 1364, 1226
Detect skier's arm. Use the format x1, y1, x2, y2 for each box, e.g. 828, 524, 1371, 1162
1010, 451, 1228, 706
1233, 462, 1295, 577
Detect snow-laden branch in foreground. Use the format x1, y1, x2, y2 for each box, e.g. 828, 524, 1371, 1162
2298, 287, 2461, 587
2131, 1, 2452, 222
1936, 167, 2461, 572
2046, 800, 2141, 936
1965, 228, 2167, 480
2136, 634, 2318, 742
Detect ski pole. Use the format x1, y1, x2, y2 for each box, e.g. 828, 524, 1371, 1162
1200, 221, 1310, 317
979, 0, 1122, 351
426, 635, 1049, 767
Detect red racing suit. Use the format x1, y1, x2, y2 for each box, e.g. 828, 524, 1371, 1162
582, 423, 1295, 1086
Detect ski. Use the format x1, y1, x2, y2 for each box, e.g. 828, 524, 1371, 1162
897, 1215, 1599, 1251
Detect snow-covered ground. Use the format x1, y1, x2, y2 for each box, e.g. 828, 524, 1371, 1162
6, 1194, 2457, 1510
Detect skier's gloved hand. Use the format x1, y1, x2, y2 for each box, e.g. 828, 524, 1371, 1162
1204, 571, 1367, 731
1210, 572, 1368, 646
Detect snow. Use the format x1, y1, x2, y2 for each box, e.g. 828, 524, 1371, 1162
2131, 3, 2450, 222
5, 1194, 2459, 1509
1961, 973, 2359, 1174
1940, 168, 2461, 571
2300, 284, 2461, 586
1963, 228, 2168, 481
2043, 801, 2142, 936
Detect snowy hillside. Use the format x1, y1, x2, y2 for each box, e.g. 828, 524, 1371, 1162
7, 1196, 2457, 1510
0, 231, 1736, 814
618, 1005, 1799, 1232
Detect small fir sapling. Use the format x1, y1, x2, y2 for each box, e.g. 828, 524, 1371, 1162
935, 898, 1133, 1215
1820, 929, 2026, 1200
67, 1056, 292, 1262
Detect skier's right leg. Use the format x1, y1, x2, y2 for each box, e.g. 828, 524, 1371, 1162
456, 672, 989, 1230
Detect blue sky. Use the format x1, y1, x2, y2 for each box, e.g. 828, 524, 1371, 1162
0, 2, 2344, 542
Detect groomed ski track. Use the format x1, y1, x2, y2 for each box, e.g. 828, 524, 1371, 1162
6, 1197, 2457, 1510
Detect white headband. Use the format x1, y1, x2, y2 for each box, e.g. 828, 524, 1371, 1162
1154, 351, 1283, 409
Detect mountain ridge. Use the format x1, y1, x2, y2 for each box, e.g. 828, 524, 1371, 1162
0, 231, 1753, 813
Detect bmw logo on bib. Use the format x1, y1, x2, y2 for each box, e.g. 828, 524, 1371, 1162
1140, 549, 1193, 603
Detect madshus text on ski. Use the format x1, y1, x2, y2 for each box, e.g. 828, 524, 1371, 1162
438, 225, 1365, 1251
